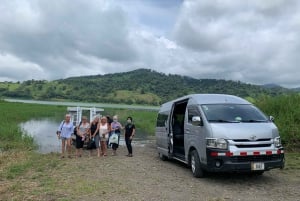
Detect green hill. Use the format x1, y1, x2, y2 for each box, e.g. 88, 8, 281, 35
0, 68, 294, 105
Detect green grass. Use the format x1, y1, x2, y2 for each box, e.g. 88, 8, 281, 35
284, 152, 300, 170
106, 90, 161, 105
102, 108, 157, 135
255, 94, 300, 150
0, 82, 19, 90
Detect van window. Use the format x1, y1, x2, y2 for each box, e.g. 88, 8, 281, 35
201, 104, 268, 122
157, 113, 168, 127
188, 108, 200, 124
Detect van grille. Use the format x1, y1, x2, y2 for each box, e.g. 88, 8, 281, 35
232, 138, 271, 142
230, 155, 281, 163
231, 138, 272, 148
235, 144, 271, 148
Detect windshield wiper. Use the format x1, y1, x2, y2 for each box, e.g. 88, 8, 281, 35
241, 119, 268, 123
209, 119, 240, 123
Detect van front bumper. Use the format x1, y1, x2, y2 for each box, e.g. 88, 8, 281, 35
205, 148, 285, 172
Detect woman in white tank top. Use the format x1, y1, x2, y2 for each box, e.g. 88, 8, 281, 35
98, 116, 110, 156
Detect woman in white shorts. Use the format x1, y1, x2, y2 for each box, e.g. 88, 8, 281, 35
57, 114, 74, 158
99, 116, 110, 156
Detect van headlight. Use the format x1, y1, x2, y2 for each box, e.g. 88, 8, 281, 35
274, 137, 282, 148
206, 138, 228, 149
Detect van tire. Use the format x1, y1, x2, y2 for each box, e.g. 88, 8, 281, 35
191, 150, 205, 178
159, 153, 167, 161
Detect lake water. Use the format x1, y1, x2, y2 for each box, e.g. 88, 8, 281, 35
20, 118, 154, 154
6, 98, 159, 111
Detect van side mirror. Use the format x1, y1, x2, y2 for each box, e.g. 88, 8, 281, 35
192, 116, 203, 126
269, 116, 275, 122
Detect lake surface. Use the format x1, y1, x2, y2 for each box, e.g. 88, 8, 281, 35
6, 98, 159, 111
20, 118, 154, 154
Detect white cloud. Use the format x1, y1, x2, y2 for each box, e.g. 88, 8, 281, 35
172, 0, 300, 87
0, 0, 299, 88
0, 53, 45, 81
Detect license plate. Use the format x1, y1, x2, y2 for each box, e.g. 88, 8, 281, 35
251, 162, 265, 171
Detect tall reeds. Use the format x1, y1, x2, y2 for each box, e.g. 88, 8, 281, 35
256, 94, 300, 150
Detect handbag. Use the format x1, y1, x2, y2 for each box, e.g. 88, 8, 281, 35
87, 139, 96, 149
109, 133, 119, 144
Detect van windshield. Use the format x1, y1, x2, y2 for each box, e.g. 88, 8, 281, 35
201, 104, 269, 123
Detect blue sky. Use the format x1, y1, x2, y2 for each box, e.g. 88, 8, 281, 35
0, 0, 299, 88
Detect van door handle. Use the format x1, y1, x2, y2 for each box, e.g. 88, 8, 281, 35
185, 128, 190, 134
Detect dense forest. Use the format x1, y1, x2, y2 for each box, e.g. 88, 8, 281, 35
0, 68, 295, 105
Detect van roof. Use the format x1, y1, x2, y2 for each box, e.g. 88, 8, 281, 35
160, 94, 250, 112
185, 94, 250, 104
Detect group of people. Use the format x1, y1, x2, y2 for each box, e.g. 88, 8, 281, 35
56, 114, 136, 158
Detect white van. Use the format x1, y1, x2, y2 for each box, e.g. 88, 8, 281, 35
156, 94, 285, 177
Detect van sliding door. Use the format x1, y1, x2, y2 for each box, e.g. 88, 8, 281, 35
171, 99, 188, 157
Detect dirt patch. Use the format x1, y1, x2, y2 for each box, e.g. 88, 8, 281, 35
1, 143, 300, 201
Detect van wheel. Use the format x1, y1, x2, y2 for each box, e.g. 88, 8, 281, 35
191, 150, 205, 178
159, 153, 167, 161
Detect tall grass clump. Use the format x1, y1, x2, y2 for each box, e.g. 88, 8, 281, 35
255, 94, 300, 151
0, 101, 65, 151
103, 108, 157, 135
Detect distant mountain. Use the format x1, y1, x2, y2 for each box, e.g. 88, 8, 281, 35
291, 87, 300, 92
262, 83, 283, 89
0, 68, 294, 105
261, 83, 292, 94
